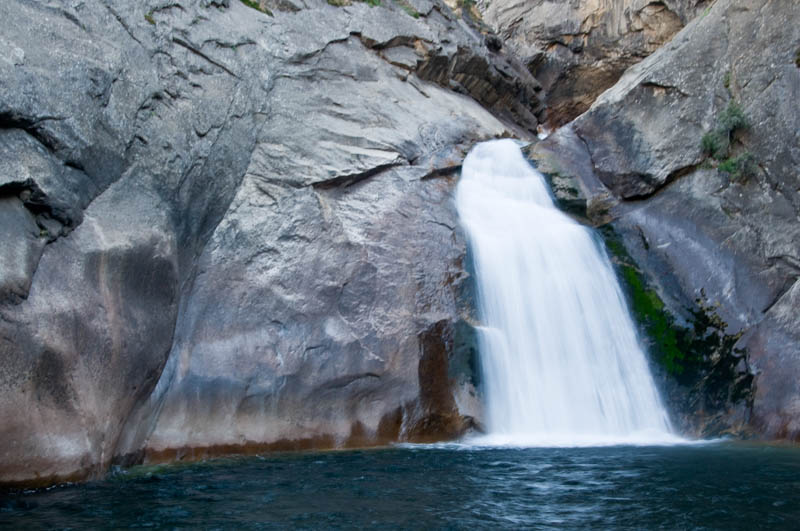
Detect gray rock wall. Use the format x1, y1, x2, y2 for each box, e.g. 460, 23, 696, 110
0, 0, 539, 487
531, 0, 800, 438
478, 0, 709, 127
3, 0, 797, 490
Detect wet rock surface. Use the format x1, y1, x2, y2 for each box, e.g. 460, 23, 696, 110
0, 0, 539, 486
479, 0, 708, 127
530, 0, 800, 439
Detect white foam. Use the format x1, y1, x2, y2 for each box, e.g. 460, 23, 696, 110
455, 139, 678, 447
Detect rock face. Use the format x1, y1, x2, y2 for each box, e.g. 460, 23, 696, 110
2, 0, 797, 490
531, 0, 800, 438
479, 0, 709, 127
0, 0, 541, 487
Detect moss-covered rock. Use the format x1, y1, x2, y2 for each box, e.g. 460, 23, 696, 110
600, 226, 755, 437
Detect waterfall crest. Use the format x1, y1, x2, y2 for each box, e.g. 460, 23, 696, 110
456, 140, 677, 446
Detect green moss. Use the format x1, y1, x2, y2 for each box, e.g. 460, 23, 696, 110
717, 157, 736, 174
719, 101, 748, 131
601, 227, 715, 379
620, 264, 687, 375
602, 227, 691, 375
144, 12, 156, 25
601, 232, 628, 259
328, 0, 382, 5
701, 130, 727, 159
240, 0, 273, 15
598, 226, 755, 428
394, 0, 420, 17
701, 101, 748, 160
600, 226, 754, 415
718, 152, 757, 181
699, 91, 756, 180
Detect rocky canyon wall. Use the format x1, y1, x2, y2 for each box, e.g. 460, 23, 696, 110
2, 0, 799, 490
527, 0, 800, 438
0, 0, 541, 487
478, 0, 710, 127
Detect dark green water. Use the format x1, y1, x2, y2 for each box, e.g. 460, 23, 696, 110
2, 443, 799, 529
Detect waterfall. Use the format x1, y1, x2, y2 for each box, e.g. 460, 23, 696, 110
456, 140, 677, 446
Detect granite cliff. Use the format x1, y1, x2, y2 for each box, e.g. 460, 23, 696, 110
0, 0, 540, 487
1, 0, 799, 490
519, 0, 800, 438
479, 0, 710, 127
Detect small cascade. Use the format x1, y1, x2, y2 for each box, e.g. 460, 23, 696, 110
456, 139, 677, 446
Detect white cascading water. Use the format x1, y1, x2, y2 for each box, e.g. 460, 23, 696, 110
456, 139, 677, 446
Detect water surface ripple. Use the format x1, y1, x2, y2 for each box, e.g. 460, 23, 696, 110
3, 444, 799, 529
